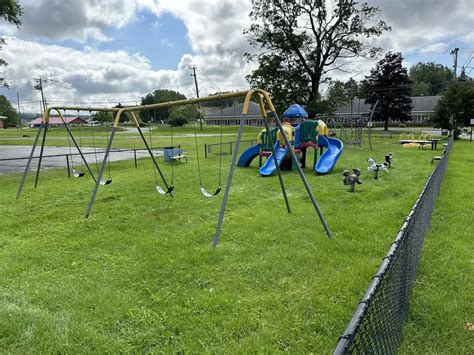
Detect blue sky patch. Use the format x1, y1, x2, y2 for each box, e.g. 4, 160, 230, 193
99, 11, 194, 70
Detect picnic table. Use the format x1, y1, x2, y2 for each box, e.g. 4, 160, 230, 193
399, 139, 440, 150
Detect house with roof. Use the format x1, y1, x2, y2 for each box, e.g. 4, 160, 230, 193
28, 116, 87, 128
204, 101, 265, 126
204, 96, 440, 127
336, 96, 440, 126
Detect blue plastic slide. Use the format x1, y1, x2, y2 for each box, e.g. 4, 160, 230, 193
315, 136, 343, 174
237, 144, 261, 167
259, 142, 290, 176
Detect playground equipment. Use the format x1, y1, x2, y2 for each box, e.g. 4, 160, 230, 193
367, 99, 379, 151
148, 116, 174, 195
66, 123, 85, 178
238, 107, 343, 176
385, 153, 393, 168
194, 104, 224, 198
431, 143, 448, 164
90, 113, 113, 185
342, 168, 362, 192
367, 157, 389, 179
17, 89, 332, 246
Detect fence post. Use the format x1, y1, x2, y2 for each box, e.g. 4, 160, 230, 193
66, 154, 70, 178
134, 149, 137, 168
230, 142, 233, 154
204, 143, 207, 158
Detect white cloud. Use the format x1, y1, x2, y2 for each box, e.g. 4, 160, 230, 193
1, 37, 194, 112
418, 43, 449, 55
0, 0, 140, 42
2, 0, 474, 111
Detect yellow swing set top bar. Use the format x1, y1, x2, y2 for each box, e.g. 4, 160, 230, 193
44, 89, 274, 128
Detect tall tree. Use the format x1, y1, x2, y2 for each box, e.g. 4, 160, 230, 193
363, 52, 412, 130
140, 90, 187, 123
90, 111, 114, 123
328, 80, 347, 105
244, 0, 390, 115
168, 105, 199, 126
328, 78, 361, 104
0, 0, 23, 88
0, 94, 19, 126
411, 81, 430, 96
432, 80, 474, 130
409, 62, 453, 96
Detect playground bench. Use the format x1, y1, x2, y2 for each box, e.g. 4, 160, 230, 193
171, 154, 187, 163
399, 139, 439, 150
164, 147, 187, 163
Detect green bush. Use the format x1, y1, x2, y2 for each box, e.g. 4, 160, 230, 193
169, 116, 188, 126
399, 123, 406, 128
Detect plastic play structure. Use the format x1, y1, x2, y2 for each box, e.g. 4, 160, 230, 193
367, 157, 389, 179
238, 104, 343, 175
16, 90, 333, 246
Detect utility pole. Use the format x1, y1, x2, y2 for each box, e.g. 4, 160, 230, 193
16, 92, 21, 128
190, 66, 203, 130
451, 47, 459, 80
34, 77, 48, 112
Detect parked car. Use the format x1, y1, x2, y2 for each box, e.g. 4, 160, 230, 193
87, 120, 101, 127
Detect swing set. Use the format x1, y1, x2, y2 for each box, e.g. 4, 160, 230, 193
16, 89, 332, 246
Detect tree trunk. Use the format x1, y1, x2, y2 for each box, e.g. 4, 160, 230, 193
384, 119, 389, 131
307, 78, 320, 117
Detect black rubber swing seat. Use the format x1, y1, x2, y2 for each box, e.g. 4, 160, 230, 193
72, 169, 85, 178
200, 186, 221, 198
156, 184, 174, 195
99, 178, 112, 186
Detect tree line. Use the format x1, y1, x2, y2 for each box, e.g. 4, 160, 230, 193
1, 0, 472, 131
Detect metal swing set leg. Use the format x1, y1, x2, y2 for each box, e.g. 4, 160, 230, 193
85, 111, 173, 217
17, 110, 97, 199
212, 90, 331, 248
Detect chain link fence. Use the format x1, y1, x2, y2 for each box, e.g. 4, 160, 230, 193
204, 139, 255, 158
0, 148, 168, 186
334, 136, 453, 354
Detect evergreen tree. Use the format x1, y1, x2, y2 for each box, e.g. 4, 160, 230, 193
363, 52, 412, 130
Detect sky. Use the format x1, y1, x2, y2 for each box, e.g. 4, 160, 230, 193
0, 0, 473, 113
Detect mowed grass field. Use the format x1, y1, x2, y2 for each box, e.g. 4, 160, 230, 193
0, 126, 458, 352
400, 140, 473, 354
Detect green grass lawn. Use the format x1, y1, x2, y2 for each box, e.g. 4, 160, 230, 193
0, 125, 261, 150
0, 129, 452, 352
400, 140, 474, 354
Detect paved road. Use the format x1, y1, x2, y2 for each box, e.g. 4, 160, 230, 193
0, 145, 161, 175
0, 133, 236, 141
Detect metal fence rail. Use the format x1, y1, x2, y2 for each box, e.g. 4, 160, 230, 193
0, 147, 173, 183
334, 136, 453, 354
204, 139, 255, 158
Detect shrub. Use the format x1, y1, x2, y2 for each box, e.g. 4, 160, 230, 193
169, 116, 188, 127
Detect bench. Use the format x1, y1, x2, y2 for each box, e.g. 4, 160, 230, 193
381, 131, 392, 139
170, 154, 187, 163
164, 147, 187, 163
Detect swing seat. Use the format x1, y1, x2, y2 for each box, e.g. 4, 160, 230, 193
72, 169, 85, 178
200, 186, 221, 198
99, 178, 112, 186
156, 185, 174, 195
